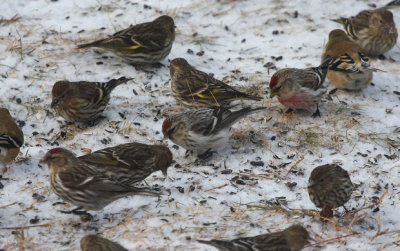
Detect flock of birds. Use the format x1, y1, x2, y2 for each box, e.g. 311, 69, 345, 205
2, 1, 400, 250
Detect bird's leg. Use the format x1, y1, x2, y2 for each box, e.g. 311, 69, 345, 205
378, 54, 386, 60
197, 149, 215, 160
184, 150, 193, 159
87, 115, 106, 127
328, 88, 338, 95
312, 104, 321, 118
60, 206, 84, 214
133, 65, 156, 74
320, 205, 333, 218
285, 108, 293, 114
60, 207, 93, 221
151, 62, 165, 68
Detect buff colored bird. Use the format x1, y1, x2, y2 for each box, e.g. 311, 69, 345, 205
323, 29, 378, 91
332, 8, 397, 57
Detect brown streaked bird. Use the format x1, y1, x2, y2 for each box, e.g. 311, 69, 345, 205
80, 234, 128, 251
0, 108, 24, 172
170, 58, 262, 108
308, 163, 354, 218
198, 224, 311, 251
78, 142, 173, 186
322, 29, 378, 91
51, 77, 131, 124
269, 56, 333, 117
78, 15, 175, 65
40, 148, 158, 211
332, 8, 397, 57
162, 106, 265, 158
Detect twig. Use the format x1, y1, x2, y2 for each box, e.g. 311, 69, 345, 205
351, 188, 388, 214
1, 224, 50, 230
236, 171, 272, 180
0, 202, 18, 209
306, 232, 361, 247
285, 155, 304, 176
205, 184, 228, 192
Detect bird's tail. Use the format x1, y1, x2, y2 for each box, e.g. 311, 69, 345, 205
218, 106, 266, 130
197, 239, 233, 249
319, 55, 334, 70
125, 186, 161, 198
385, 0, 400, 7
77, 38, 108, 49
101, 77, 133, 93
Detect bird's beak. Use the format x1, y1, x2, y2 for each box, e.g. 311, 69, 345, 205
269, 91, 277, 98
50, 99, 59, 109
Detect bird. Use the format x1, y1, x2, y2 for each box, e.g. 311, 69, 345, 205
332, 8, 397, 57
162, 106, 265, 158
0, 108, 24, 173
269, 56, 333, 117
77, 15, 175, 65
170, 58, 262, 108
78, 142, 173, 186
322, 29, 376, 91
40, 148, 158, 211
198, 224, 311, 251
308, 163, 354, 218
51, 77, 131, 124
80, 234, 128, 251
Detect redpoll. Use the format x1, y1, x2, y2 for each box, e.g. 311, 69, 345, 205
78, 15, 175, 65
51, 77, 131, 124
40, 148, 157, 211
323, 29, 376, 91
170, 58, 262, 108
80, 234, 128, 251
332, 9, 397, 57
308, 164, 354, 218
0, 108, 24, 171
162, 106, 265, 157
78, 142, 173, 186
269, 56, 333, 117
198, 224, 310, 251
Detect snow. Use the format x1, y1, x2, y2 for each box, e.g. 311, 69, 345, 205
1, 0, 400, 250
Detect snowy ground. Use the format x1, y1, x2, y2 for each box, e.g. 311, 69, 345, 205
1, 0, 400, 250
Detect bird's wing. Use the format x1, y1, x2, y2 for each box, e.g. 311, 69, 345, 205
0, 134, 23, 149
58, 169, 130, 192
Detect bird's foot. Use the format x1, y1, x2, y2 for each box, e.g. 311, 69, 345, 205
378, 54, 386, 60
60, 207, 93, 221
133, 65, 156, 74
312, 105, 321, 118
87, 115, 106, 127
328, 88, 338, 95
197, 149, 215, 160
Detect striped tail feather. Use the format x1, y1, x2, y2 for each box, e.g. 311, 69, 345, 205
0, 134, 23, 149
